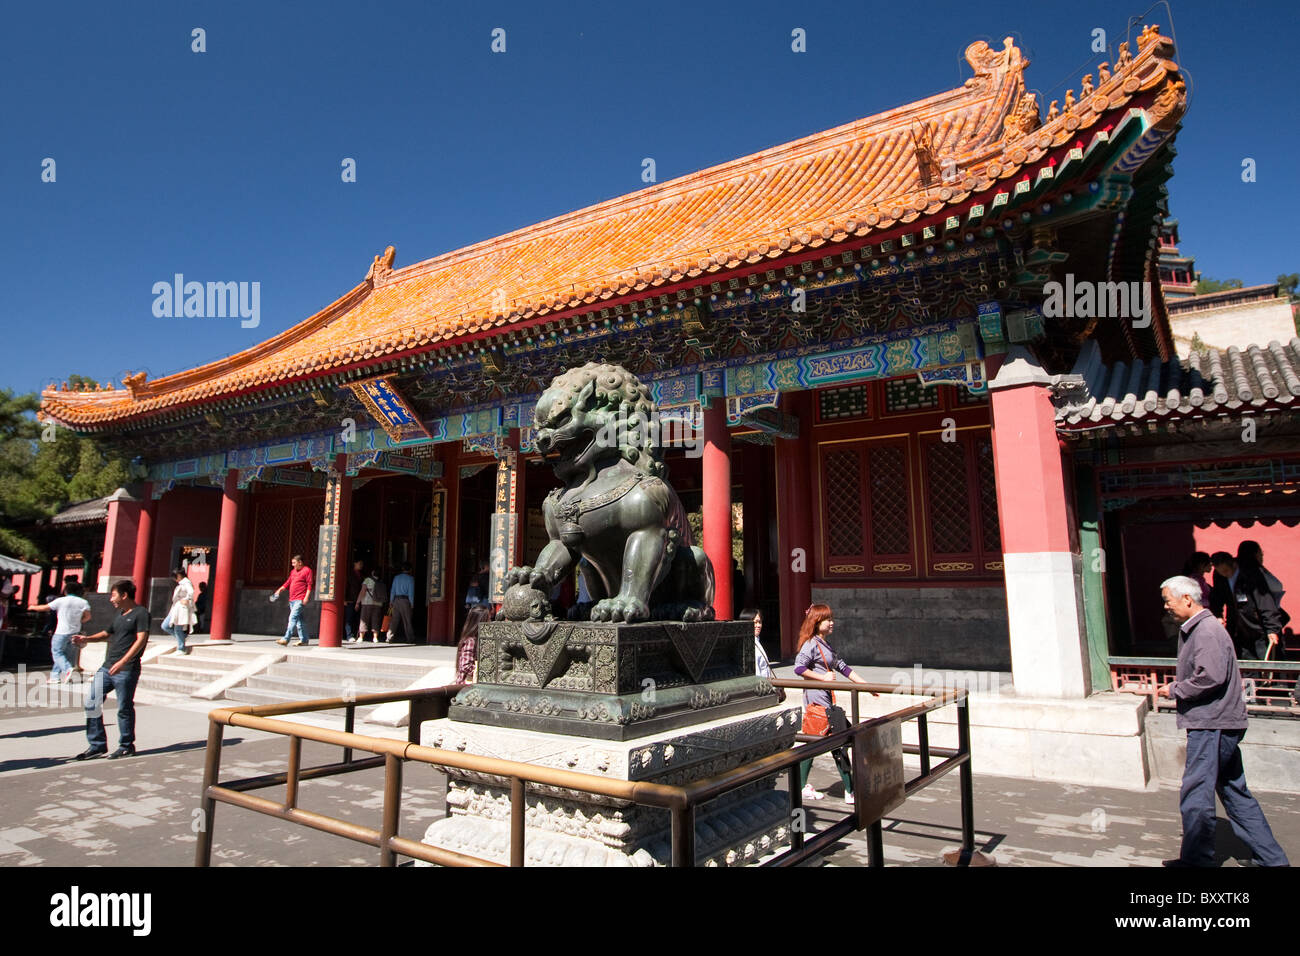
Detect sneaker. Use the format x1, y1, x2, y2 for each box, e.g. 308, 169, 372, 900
179, 648, 192, 655
800, 785, 824, 802
107, 746, 136, 760
843, 792, 855, 807
385, 635, 394, 643
74, 747, 108, 761
47, 675, 61, 684
276, 638, 289, 646
295, 640, 309, 647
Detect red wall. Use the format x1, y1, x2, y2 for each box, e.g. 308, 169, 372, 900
151, 487, 222, 577
1121, 517, 1300, 644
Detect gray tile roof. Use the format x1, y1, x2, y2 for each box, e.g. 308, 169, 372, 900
1054, 338, 1300, 428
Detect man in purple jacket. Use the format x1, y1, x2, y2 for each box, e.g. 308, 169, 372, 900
1158, 575, 1289, 867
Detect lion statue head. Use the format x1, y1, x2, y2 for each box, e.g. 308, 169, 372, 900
532, 362, 666, 481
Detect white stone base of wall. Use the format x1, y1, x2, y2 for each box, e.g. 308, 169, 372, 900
849, 689, 1152, 790
1144, 712, 1300, 795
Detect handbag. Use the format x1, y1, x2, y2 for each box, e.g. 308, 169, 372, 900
800, 639, 850, 736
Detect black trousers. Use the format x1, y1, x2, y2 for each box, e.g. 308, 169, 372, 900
390, 596, 414, 642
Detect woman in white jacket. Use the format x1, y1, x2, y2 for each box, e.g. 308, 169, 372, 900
165, 569, 197, 655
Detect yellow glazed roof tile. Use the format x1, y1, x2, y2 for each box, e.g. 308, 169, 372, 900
43, 29, 1185, 428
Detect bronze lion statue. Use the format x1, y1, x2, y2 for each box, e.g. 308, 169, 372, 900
504, 362, 715, 623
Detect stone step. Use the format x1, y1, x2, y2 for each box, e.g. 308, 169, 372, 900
137, 673, 214, 696
283, 651, 433, 675
242, 672, 412, 699
266, 661, 425, 687
223, 685, 381, 715
143, 662, 232, 684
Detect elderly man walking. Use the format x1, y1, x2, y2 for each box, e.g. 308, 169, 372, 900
1158, 575, 1290, 867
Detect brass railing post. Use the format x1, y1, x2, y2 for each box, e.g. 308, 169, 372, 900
285, 736, 302, 810
867, 821, 885, 867
380, 753, 403, 867
510, 777, 526, 867
195, 719, 225, 867
917, 712, 931, 775
788, 765, 804, 852
957, 694, 975, 855
671, 805, 696, 867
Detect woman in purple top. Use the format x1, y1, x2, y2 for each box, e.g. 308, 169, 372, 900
794, 603, 872, 805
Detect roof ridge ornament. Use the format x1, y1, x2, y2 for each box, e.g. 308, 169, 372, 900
367, 245, 396, 286
963, 36, 1025, 92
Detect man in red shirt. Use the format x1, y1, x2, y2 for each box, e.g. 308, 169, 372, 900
274, 554, 313, 646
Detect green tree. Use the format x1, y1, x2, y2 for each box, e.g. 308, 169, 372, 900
1277, 273, 1300, 302
0, 386, 131, 561
1195, 277, 1244, 294
0, 390, 41, 557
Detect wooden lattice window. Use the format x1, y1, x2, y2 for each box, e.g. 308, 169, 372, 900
824, 449, 864, 560
975, 436, 1001, 555
817, 384, 870, 422
926, 440, 973, 554
249, 495, 325, 585
819, 438, 915, 578
884, 377, 940, 414
251, 500, 290, 582
920, 428, 1000, 576
868, 445, 910, 556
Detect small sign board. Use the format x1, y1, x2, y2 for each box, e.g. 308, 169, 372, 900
856, 718, 906, 826
315, 524, 339, 601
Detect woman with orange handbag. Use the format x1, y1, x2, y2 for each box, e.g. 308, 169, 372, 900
795, 603, 872, 805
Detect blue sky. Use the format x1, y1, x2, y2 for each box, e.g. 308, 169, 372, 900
2, 0, 1296, 398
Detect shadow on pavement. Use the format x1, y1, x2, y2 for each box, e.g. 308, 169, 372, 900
0, 736, 242, 775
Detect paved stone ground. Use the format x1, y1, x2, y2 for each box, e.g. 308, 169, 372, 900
3, 660, 1299, 867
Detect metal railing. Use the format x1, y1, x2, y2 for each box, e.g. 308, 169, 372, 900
1109, 656, 1300, 715
196, 679, 973, 867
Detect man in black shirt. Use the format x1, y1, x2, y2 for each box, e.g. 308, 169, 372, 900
1209, 552, 1282, 661
71, 579, 150, 760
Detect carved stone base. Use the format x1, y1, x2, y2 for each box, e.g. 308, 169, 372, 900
451, 619, 777, 740
420, 703, 802, 866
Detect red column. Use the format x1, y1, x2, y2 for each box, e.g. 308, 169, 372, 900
101, 493, 141, 592
702, 400, 733, 621
209, 470, 243, 642
774, 392, 813, 658
988, 346, 1089, 698
317, 453, 352, 648
131, 482, 157, 606
428, 442, 460, 644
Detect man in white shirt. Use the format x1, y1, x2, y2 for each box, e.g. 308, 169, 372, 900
30, 580, 92, 683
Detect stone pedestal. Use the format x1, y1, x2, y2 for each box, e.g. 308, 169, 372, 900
420, 703, 802, 866
451, 619, 777, 740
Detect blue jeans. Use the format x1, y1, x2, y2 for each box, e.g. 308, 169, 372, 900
51, 632, 76, 678
1179, 728, 1290, 866
284, 599, 308, 643
85, 665, 140, 751
167, 623, 188, 652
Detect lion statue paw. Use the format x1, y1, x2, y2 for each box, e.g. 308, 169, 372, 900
590, 596, 650, 623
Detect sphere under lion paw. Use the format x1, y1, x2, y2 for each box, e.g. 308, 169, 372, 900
501, 583, 551, 622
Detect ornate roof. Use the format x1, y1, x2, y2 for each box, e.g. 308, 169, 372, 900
43, 27, 1186, 431
1055, 337, 1300, 429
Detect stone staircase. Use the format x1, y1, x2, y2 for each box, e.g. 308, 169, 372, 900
223, 654, 435, 718
138, 643, 273, 696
